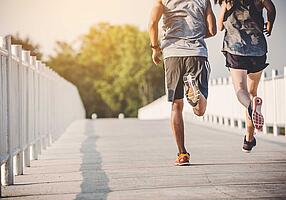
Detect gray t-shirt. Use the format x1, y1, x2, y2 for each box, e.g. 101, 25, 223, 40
161, 0, 208, 59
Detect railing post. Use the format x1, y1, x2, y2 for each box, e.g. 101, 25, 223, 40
13, 45, 25, 176
5, 35, 14, 185
30, 56, 39, 161
32, 144, 38, 160
218, 116, 223, 125
47, 68, 52, 147
32, 60, 38, 160
40, 64, 47, 151
261, 72, 267, 134
0, 37, 3, 197
36, 61, 42, 156
238, 119, 243, 129
230, 118, 235, 128
24, 146, 31, 167
29, 56, 36, 161
23, 50, 31, 167
272, 69, 278, 136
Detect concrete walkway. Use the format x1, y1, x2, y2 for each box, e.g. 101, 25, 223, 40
2, 119, 286, 199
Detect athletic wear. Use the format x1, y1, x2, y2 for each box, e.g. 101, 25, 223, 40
184, 74, 200, 107
164, 56, 210, 102
224, 52, 268, 74
175, 153, 190, 166
161, 0, 208, 59
251, 96, 264, 131
222, 0, 267, 56
242, 136, 256, 153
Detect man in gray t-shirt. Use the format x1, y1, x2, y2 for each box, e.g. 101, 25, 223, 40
149, 0, 216, 166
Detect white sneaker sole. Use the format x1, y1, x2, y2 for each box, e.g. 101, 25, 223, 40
184, 75, 200, 107
242, 148, 251, 153
252, 97, 264, 131
174, 162, 190, 166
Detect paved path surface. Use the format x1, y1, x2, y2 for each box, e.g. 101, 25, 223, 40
2, 119, 286, 199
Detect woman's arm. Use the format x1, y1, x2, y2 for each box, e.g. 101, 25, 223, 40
262, 0, 276, 37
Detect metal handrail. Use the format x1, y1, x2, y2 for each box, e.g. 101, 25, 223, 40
0, 36, 86, 196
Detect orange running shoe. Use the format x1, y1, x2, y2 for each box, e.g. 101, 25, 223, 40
175, 153, 190, 166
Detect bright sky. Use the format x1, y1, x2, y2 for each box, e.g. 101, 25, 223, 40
0, 0, 285, 77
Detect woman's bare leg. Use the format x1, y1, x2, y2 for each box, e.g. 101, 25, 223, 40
229, 68, 251, 109
245, 71, 263, 141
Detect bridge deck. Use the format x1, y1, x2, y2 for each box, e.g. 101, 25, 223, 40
2, 119, 286, 199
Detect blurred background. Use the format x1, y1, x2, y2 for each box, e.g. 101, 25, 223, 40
0, 0, 285, 118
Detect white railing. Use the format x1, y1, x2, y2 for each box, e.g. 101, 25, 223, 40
138, 68, 286, 136
138, 95, 171, 120
0, 36, 85, 195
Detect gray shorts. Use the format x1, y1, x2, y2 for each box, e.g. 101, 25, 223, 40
164, 56, 210, 102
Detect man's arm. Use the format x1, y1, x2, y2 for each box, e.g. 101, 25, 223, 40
205, 0, 217, 38
262, 0, 276, 37
149, 0, 163, 65
217, 1, 227, 31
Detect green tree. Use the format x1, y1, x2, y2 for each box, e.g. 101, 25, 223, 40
11, 33, 43, 60
48, 41, 113, 118
48, 23, 165, 118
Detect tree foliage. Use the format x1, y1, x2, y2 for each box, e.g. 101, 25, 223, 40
48, 23, 165, 118
11, 33, 43, 60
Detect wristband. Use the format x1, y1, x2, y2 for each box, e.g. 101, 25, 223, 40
150, 44, 160, 50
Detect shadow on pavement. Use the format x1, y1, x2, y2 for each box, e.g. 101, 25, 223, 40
75, 120, 111, 200
190, 161, 286, 166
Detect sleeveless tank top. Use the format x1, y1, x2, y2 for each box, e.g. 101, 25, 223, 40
222, 0, 267, 56
161, 0, 208, 59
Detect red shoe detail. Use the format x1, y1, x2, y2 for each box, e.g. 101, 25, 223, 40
252, 97, 264, 131
175, 153, 190, 166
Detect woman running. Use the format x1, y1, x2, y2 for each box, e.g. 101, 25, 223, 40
214, 0, 276, 152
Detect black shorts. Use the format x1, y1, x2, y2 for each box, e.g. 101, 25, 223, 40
224, 52, 269, 74
164, 56, 210, 102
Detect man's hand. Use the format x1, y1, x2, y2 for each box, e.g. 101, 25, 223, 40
152, 48, 162, 65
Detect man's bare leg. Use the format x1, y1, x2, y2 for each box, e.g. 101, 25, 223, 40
193, 93, 207, 116
171, 99, 187, 154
